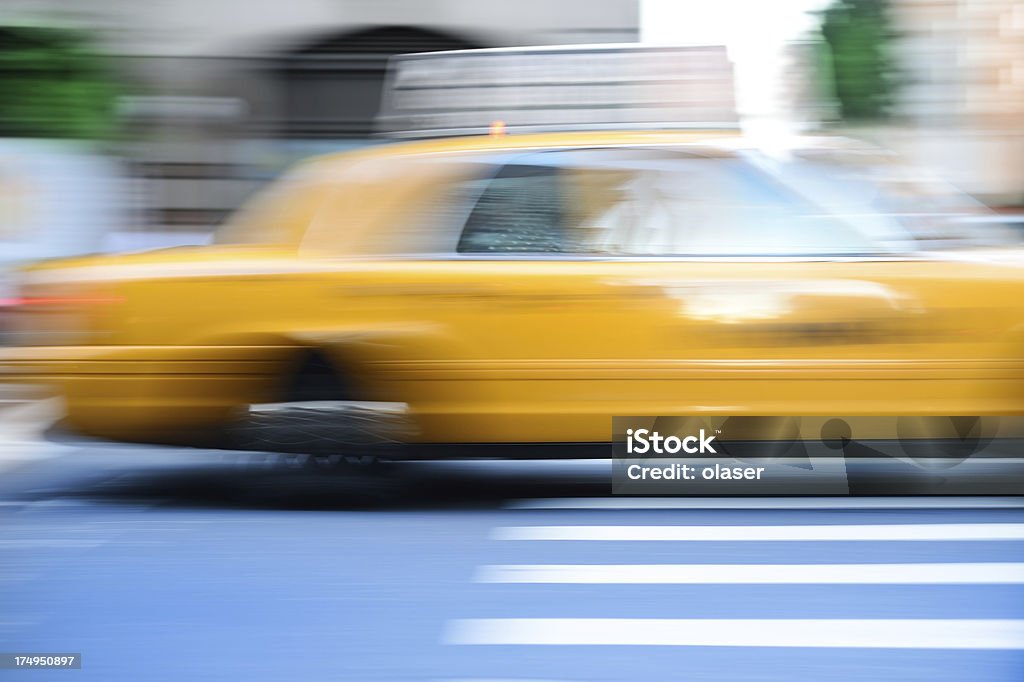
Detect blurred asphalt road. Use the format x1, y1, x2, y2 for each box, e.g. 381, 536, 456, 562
1, 434, 1023, 681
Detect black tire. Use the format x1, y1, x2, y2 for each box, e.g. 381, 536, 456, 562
230, 349, 413, 462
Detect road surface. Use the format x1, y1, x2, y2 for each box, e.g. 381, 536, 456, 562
1, 435, 1023, 681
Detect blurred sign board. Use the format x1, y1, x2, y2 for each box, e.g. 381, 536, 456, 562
377, 44, 739, 138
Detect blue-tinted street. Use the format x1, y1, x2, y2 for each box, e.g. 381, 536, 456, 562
1, 443, 1023, 681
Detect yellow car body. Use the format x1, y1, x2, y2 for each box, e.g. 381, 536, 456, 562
5, 130, 1024, 451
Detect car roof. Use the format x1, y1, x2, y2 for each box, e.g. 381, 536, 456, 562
304, 129, 746, 170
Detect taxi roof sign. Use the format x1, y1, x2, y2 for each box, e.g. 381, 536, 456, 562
377, 44, 739, 138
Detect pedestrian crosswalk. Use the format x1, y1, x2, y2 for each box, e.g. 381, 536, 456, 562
442, 507, 1024, 681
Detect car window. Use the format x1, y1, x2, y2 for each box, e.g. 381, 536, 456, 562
768, 150, 1021, 251
457, 164, 574, 253
455, 149, 883, 257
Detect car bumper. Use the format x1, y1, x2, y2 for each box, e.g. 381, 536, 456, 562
0, 345, 291, 443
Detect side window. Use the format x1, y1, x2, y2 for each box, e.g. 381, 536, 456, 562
457, 164, 572, 253
453, 149, 882, 258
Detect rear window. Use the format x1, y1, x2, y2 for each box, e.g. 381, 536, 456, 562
215, 169, 327, 246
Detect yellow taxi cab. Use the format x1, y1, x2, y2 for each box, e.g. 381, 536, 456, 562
3, 46, 1024, 458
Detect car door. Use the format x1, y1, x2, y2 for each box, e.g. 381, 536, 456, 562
318, 145, 1022, 446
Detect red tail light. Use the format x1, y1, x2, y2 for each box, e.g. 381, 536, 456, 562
0, 295, 125, 308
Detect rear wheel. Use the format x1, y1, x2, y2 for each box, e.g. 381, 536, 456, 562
230, 350, 413, 462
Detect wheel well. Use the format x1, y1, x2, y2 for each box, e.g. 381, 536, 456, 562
281, 348, 357, 402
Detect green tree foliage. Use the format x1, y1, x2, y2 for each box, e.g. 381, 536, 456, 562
0, 25, 118, 139
820, 0, 897, 121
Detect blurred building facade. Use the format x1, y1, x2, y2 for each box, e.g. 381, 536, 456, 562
4, 0, 1023, 246
893, 0, 1024, 128
3, 0, 639, 244
835, 0, 1024, 206
884, 0, 1023, 205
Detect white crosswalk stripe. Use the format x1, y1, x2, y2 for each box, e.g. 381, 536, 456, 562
492, 523, 1024, 542
506, 497, 1024, 510
445, 618, 1024, 649
475, 562, 1024, 584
